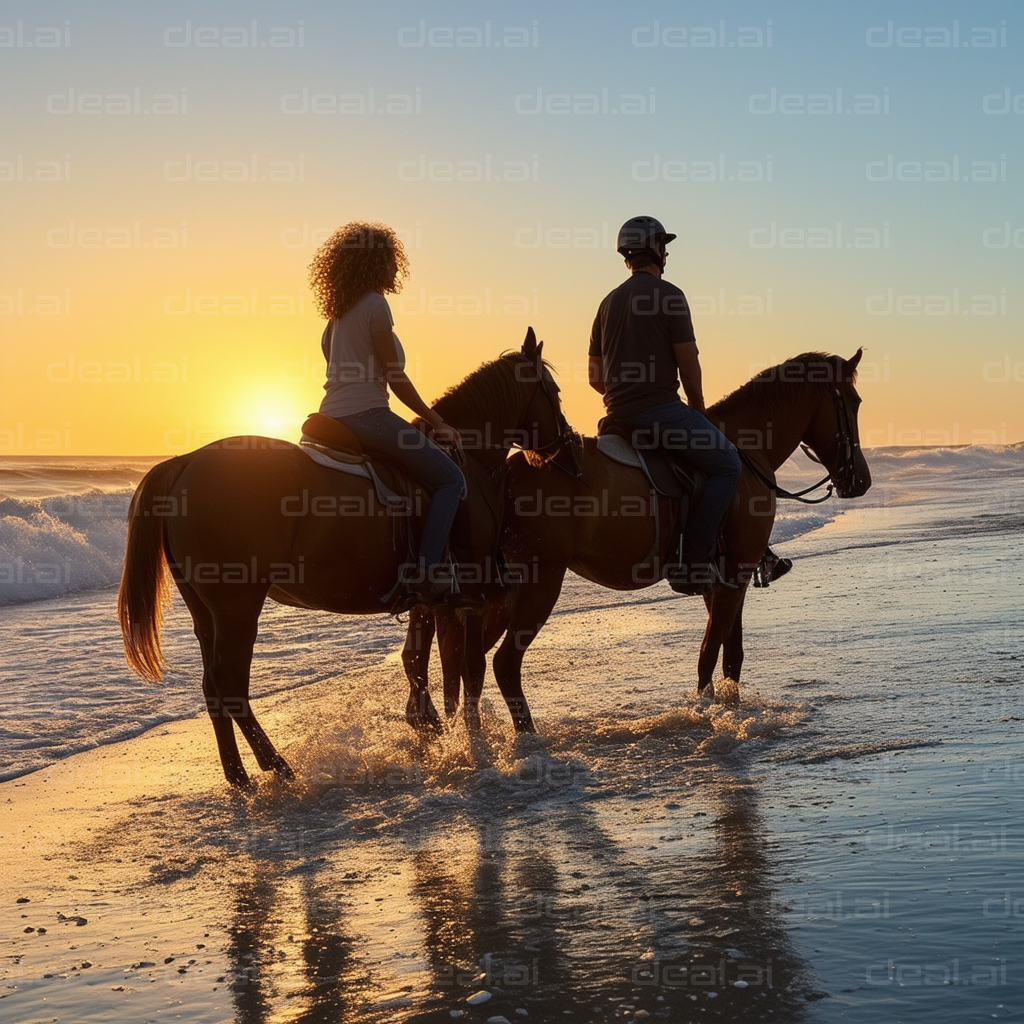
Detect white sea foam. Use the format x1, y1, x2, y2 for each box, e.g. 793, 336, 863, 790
864, 440, 1024, 479
0, 489, 132, 605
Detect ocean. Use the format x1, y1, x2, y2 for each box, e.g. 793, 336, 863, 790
0, 445, 1021, 1023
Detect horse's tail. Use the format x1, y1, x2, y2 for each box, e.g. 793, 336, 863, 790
118, 456, 190, 682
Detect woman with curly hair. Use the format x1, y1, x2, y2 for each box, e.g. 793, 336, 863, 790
309, 221, 466, 605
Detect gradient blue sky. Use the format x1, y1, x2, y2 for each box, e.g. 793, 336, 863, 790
2, 1, 1021, 453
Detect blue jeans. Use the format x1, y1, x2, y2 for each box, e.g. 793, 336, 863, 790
336, 407, 466, 567
628, 400, 742, 560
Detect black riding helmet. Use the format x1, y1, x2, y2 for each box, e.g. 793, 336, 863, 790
616, 216, 677, 268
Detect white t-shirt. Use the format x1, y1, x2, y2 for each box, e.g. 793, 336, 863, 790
318, 292, 406, 418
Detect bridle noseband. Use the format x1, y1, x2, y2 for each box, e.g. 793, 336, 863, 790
739, 385, 860, 505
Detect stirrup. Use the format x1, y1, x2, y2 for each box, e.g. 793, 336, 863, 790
666, 549, 739, 594
752, 547, 793, 589
383, 560, 456, 614
705, 557, 739, 591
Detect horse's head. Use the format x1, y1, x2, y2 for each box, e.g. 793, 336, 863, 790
511, 327, 580, 470
801, 349, 871, 498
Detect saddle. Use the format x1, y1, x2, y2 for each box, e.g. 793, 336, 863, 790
596, 416, 707, 504
299, 413, 415, 513
298, 413, 503, 596
596, 415, 710, 589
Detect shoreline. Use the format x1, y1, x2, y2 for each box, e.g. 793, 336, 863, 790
2, 475, 1021, 1024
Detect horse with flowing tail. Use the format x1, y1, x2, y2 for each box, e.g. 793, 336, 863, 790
402, 350, 871, 732
118, 330, 572, 788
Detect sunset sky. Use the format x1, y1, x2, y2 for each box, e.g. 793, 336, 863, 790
2, 0, 1021, 455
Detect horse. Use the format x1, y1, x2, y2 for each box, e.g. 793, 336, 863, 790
401, 350, 871, 732
117, 329, 573, 788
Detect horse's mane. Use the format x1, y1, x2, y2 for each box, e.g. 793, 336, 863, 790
710, 351, 855, 420
433, 350, 551, 426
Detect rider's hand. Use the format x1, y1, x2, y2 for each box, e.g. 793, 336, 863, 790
432, 421, 462, 450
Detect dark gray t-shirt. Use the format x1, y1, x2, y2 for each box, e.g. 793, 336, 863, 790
588, 273, 697, 417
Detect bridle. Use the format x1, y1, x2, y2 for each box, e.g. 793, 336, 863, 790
435, 359, 580, 468
737, 384, 860, 505
520, 368, 581, 462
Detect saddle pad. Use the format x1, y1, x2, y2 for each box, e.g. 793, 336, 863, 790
596, 433, 643, 469
298, 441, 407, 509
299, 441, 371, 479
596, 433, 696, 500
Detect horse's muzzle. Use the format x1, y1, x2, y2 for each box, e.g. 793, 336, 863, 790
838, 453, 871, 498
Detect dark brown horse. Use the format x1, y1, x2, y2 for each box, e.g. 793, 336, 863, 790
402, 351, 871, 731
118, 331, 571, 787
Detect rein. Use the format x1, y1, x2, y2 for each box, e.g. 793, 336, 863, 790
737, 452, 835, 504
736, 385, 857, 505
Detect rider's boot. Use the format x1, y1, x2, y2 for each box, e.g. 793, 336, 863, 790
752, 545, 793, 588
387, 561, 455, 614
666, 545, 739, 594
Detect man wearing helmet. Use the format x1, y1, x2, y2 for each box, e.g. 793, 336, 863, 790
589, 216, 742, 591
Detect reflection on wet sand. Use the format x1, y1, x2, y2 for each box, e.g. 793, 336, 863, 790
627, 781, 820, 1020
213, 757, 819, 1023
226, 867, 368, 1024
412, 821, 569, 1007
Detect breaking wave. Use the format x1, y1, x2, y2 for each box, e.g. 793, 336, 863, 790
0, 489, 132, 605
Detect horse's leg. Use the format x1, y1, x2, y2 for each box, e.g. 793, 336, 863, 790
721, 602, 745, 683
697, 585, 748, 699
208, 590, 294, 784
436, 607, 467, 719
460, 612, 487, 731
402, 607, 442, 734
491, 569, 567, 732
173, 573, 247, 787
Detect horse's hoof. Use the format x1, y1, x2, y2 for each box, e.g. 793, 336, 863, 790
406, 713, 444, 737
696, 683, 715, 703
716, 679, 741, 705
274, 759, 296, 781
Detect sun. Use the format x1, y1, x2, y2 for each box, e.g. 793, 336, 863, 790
230, 386, 310, 438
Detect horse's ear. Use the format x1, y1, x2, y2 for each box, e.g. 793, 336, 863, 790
843, 347, 864, 381
536, 339, 544, 362
522, 326, 537, 359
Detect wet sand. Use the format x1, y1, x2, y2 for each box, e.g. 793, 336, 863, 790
2, 469, 1021, 1023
